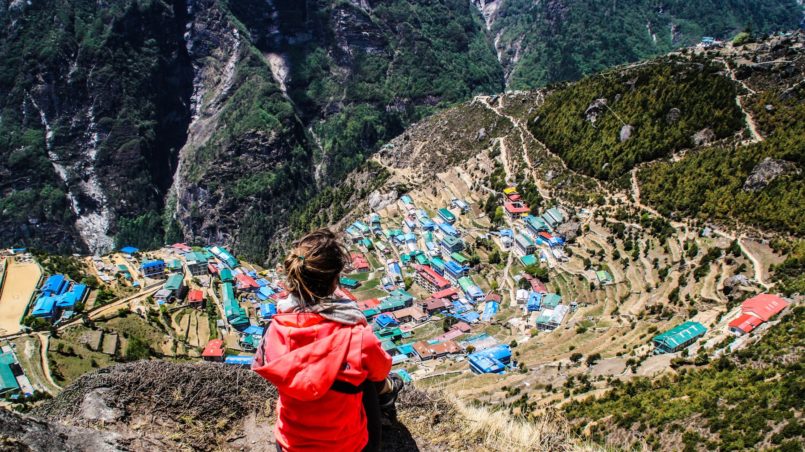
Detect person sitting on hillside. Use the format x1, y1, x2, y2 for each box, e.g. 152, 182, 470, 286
252, 228, 403, 452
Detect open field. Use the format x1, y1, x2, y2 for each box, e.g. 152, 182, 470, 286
0, 259, 41, 335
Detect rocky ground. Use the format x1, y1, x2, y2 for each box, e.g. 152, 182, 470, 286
3, 361, 577, 451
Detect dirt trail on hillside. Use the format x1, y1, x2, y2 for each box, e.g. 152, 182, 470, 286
38, 333, 62, 391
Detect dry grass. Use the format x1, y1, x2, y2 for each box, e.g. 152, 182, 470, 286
451, 397, 600, 451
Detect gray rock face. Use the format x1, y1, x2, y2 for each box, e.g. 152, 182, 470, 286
368, 190, 398, 211
619, 124, 635, 142
0, 409, 123, 452
556, 221, 581, 241
692, 128, 716, 146
477, 127, 487, 141
585, 98, 608, 123
743, 157, 800, 191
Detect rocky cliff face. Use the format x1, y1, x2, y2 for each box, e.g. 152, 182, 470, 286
0, 0, 194, 254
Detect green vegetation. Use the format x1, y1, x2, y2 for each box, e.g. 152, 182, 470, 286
491, 0, 801, 89
0, 0, 193, 250
530, 57, 743, 179
565, 307, 805, 450
771, 240, 805, 296
639, 81, 805, 235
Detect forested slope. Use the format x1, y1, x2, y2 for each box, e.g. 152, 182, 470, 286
481, 0, 802, 88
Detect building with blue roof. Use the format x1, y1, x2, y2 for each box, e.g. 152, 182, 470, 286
469, 344, 512, 374
224, 355, 255, 366
140, 259, 166, 278
401, 195, 414, 206
458, 311, 480, 323
527, 291, 542, 312
41, 274, 67, 296
437, 221, 459, 238
481, 301, 499, 321
31, 295, 58, 318
259, 303, 277, 320
444, 260, 468, 282
119, 246, 139, 255
375, 313, 399, 329
55, 284, 87, 308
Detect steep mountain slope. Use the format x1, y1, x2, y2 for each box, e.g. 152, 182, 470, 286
474, 0, 803, 88
0, 0, 194, 254
0, 0, 800, 262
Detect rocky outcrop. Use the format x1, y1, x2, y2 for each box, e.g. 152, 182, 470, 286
692, 128, 716, 146
14, 360, 541, 451
742, 157, 800, 192
585, 98, 608, 123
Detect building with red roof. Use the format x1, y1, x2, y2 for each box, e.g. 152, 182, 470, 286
430, 287, 458, 301
741, 294, 788, 322
504, 202, 530, 218
728, 313, 764, 335
350, 253, 371, 272
358, 298, 381, 311
415, 265, 451, 292
202, 339, 225, 362
413, 340, 460, 360
188, 289, 205, 308
522, 273, 547, 293
236, 273, 259, 291
172, 243, 192, 252
421, 298, 452, 314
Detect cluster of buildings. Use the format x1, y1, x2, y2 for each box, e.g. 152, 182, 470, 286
728, 294, 789, 336
29, 274, 89, 323
342, 195, 517, 373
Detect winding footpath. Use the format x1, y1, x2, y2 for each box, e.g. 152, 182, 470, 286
37, 333, 61, 392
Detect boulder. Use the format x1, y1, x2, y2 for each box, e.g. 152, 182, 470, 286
584, 98, 608, 123
619, 124, 635, 142
742, 157, 800, 192
476, 128, 487, 141
692, 128, 716, 146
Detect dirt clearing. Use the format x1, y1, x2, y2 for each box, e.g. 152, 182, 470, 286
0, 259, 41, 335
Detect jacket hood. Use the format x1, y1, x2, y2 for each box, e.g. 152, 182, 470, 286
253, 313, 360, 401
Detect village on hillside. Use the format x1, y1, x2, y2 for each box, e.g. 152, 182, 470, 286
0, 178, 795, 402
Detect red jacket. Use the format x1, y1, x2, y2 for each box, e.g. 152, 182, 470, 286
252, 312, 392, 451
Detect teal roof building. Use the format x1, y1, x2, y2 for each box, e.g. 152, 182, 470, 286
653, 321, 707, 354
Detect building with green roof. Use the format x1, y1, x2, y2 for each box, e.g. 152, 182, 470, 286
340, 276, 361, 289
167, 259, 183, 272
184, 251, 209, 276
450, 252, 469, 265
596, 270, 614, 285
541, 293, 562, 309
415, 253, 430, 266
525, 215, 550, 234
653, 321, 707, 354
165, 273, 184, 291
520, 254, 538, 266
0, 352, 20, 395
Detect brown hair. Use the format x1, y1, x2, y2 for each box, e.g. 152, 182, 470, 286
284, 228, 348, 305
